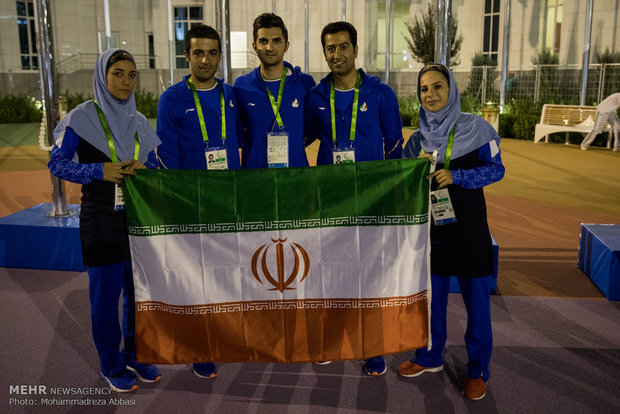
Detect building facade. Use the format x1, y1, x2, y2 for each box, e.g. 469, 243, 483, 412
0, 0, 618, 99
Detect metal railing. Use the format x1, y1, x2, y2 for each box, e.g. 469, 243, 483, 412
459, 63, 620, 106
4, 58, 619, 109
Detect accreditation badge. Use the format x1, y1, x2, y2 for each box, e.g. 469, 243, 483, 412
333, 143, 355, 165
114, 184, 125, 211
267, 132, 289, 168
430, 188, 457, 226
205, 144, 228, 170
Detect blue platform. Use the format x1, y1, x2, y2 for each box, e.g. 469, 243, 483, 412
578, 223, 620, 301
449, 235, 499, 294
0, 203, 85, 271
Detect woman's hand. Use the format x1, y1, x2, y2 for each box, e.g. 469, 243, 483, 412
123, 160, 147, 175
417, 153, 435, 163
427, 169, 453, 189
102, 161, 138, 184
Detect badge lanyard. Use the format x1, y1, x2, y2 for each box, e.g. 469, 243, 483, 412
94, 101, 140, 211
187, 77, 226, 146
421, 125, 456, 169
94, 101, 139, 162
262, 66, 287, 131
330, 71, 362, 146
422, 126, 457, 226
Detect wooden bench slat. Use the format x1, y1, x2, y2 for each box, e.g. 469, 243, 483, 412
541, 105, 597, 126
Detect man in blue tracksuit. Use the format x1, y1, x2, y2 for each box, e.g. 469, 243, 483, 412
304, 21, 404, 376
234, 13, 315, 169
157, 27, 242, 171
156, 24, 242, 379
304, 21, 403, 167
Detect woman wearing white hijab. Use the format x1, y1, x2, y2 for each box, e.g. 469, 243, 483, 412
399, 63, 505, 401
49, 49, 161, 392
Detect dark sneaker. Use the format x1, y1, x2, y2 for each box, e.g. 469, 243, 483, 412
101, 369, 138, 392
397, 360, 444, 377
126, 363, 161, 383
363, 356, 387, 376
462, 377, 487, 400
192, 362, 217, 379
313, 361, 333, 365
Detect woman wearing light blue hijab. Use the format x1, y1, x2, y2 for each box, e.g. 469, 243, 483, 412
399, 63, 505, 401
49, 49, 161, 392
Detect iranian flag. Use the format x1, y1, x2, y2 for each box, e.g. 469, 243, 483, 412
124, 158, 431, 364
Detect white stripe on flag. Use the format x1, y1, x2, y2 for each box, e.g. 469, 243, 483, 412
130, 224, 429, 306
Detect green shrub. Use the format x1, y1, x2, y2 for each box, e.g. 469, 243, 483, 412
460, 92, 481, 115
63, 90, 91, 113
398, 95, 419, 128
499, 98, 542, 140
0, 90, 159, 123
62, 89, 158, 118
512, 114, 539, 140
134, 89, 159, 118
0, 95, 43, 123
499, 113, 517, 138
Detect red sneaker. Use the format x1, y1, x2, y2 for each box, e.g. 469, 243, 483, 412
462, 377, 487, 400
397, 360, 443, 378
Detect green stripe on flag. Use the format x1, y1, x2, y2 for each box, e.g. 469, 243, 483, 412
124, 158, 430, 236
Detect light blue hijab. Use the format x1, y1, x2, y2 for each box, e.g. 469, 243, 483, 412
54, 48, 159, 162
412, 62, 498, 163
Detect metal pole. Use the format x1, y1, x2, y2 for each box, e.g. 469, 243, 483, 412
482, 66, 487, 103
499, 0, 511, 112
342, 0, 346, 21
103, 0, 111, 50
598, 63, 605, 103
305, 0, 309, 73
580, 0, 593, 106
220, 0, 231, 83
534, 64, 540, 102
167, 0, 174, 86
385, 0, 391, 84
272, 0, 276, 13
434, 0, 451, 67
34, 0, 69, 217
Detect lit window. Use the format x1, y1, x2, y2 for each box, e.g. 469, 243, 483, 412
16, 1, 38, 70
174, 6, 204, 69
148, 34, 155, 69
545, 0, 562, 53
482, 0, 500, 63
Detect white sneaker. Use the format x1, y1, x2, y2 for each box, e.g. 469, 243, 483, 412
580, 145, 590, 150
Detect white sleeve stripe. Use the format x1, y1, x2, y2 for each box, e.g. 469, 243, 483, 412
489, 139, 499, 158
55, 130, 65, 148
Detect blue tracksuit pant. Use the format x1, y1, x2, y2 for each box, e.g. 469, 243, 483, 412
414, 274, 493, 382
88, 261, 136, 377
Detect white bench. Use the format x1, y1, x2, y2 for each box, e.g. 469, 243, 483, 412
534, 104, 612, 146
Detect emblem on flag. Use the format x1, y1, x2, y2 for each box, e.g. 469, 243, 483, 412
251, 238, 310, 292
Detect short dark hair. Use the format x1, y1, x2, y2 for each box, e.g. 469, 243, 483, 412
185, 25, 221, 54
321, 21, 357, 50
253, 13, 288, 43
